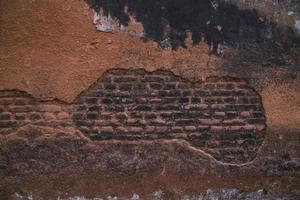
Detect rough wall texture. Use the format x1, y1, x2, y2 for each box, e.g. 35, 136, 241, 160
0, 0, 299, 198
0, 69, 266, 164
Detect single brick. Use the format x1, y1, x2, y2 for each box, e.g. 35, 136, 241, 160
15, 113, 27, 120
43, 112, 56, 120
171, 126, 183, 133
0, 113, 11, 120
85, 97, 98, 104
89, 105, 101, 112
144, 112, 156, 120
168, 90, 181, 97
37, 104, 61, 112
175, 119, 194, 126
164, 83, 177, 90
102, 98, 113, 105
142, 76, 163, 82
184, 126, 197, 132
10, 106, 33, 113
30, 113, 41, 120
0, 98, 13, 105
155, 126, 169, 133
15, 98, 30, 105
0, 120, 17, 128
116, 113, 128, 120
119, 83, 133, 91
114, 76, 137, 82
145, 126, 156, 134
150, 83, 162, 90
104, 83, 116, 90
116, 127, 128, 134
100, 126, 114, 134
57, 112, 70, 120
127, 127, 144, 133
133, 104, 152, 111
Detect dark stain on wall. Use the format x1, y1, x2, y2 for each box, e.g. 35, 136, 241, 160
85, 0, 300, 54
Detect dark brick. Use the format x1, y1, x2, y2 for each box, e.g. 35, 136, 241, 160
77, 105, 87, 111
204, 84, 215, 89
131, 112, 143, 118
99, 114, 111, 120
73, 113, 84, 121
156, 104, 179, 111
15, 98, 29, 105
160, 112, 173, 120
191, 97, 201, 103
224, 98, 236, 104
89, 105, 101, 112
158, 90, 167, 97
150, 83, 162, 90
136, 98, 147, 104
98, 76, 112, 83
15, 113, 26, 120
168, 90, 181, 97
210, 90, 232, 96
175, 119, 194, 126
249, 97, 260, 104
30, 113, 41, 120
194, 90, 210, 96
182, 90, 192, 96
114, 76, 137, 82
177, 83, 190, 89
226, 112, 238, 119
116, 113, 128, 120
85, 98, 98, 104
119, 83, 133, 91
104, 83, 116, 90
0, 106, 5, 113
252, 112, 264, 118
87, 112, 98, 120
161, 98, 177, 104
144, 112, 156, 119
10, 106, 33, 113
102, 98, 113, 105
133, 105, 152, 111
0, 98, 13, 105
133, 83, 146, 90
0, 120, 17, 128
248, 118, 265, 124
179, 97, 189, 103
164, 83, 176, 90
0, 113, 11, 120
142, 76, 163, 82
107, 105, 124, 112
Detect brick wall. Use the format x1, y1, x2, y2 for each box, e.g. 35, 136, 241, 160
0, 69, 266, 163
73, 69, 266, 163
0, 90, 73, 133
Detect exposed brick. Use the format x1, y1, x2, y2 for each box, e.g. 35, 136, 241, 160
43, 112, 56, 120
0, 98, 13, 105
0, 120, 17, 128
10, 106, 33, 113
57, 112, 70, 120
71, 69, 266, 164
30, 113, 41, 120
0, 113, 11, 120
37, 104, 61, 112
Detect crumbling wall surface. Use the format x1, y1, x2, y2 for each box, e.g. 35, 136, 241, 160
0, 0, 299, 198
